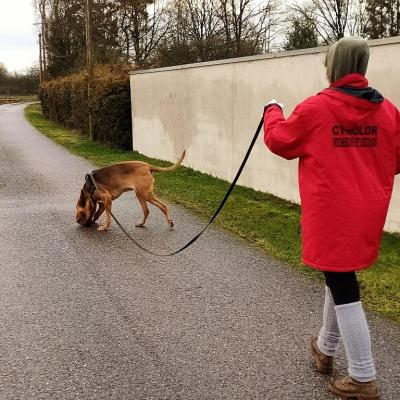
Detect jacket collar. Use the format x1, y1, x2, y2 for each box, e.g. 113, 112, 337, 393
330, 73, 368, 89
323, 73, 384, 104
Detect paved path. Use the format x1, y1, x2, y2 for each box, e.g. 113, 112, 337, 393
0, 103, 399, 400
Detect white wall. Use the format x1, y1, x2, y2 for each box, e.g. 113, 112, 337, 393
130, 36, 400, 232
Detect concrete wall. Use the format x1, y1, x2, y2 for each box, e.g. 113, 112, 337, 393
130, 36, 400, 232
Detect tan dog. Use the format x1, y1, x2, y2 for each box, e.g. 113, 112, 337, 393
76, 151, 185, 231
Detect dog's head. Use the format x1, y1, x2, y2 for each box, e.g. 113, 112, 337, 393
76, 188, 96, 227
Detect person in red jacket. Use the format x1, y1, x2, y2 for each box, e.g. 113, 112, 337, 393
264, 37, 400, 400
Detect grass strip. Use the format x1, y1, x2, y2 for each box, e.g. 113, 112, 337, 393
25, 103, 400, 323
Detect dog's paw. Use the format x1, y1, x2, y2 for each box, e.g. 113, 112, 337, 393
168, 219, 174, 228
97, 225, 109, 231
135, 222, 146, 228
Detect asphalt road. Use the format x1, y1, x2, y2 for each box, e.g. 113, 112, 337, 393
0, 103, 399, 400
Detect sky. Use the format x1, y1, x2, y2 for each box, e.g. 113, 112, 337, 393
0, 0, 38, 73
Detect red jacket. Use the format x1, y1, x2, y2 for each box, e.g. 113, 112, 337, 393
264, 73, 400, 272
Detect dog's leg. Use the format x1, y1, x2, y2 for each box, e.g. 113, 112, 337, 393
98, 194, 112, 231
135, 193, 149, 227
146, 194, 174, 227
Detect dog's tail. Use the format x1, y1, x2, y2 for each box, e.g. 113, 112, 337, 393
150, 150, 186, 173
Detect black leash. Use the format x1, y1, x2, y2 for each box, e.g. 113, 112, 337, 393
88, 115, 264, 256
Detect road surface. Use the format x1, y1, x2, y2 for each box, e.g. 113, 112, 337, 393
0, 103, 399, 399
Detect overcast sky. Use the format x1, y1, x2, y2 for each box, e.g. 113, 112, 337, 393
0, 0, 38, 73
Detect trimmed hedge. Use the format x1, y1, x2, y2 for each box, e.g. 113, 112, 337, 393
39, 65, 133, 149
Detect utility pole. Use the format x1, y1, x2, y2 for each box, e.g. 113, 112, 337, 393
41, 27, 47, 80
38, 33, 43, 84
38, 1, 47, 81
34, 22, 44, 83
85, 0, 94, 141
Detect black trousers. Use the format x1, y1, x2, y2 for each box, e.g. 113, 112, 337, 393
323, 271, 360, 305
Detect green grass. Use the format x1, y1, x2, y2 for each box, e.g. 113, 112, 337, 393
25, 103, 400, 323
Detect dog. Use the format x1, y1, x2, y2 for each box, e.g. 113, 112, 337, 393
76, 151, 186, 231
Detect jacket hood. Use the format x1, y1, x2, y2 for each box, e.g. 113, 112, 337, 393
330, 73, 368, 88
326, 37, 369, 83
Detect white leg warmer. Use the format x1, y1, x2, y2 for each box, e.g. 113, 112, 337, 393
317, 286, 340, 356
335, 301, 376, 382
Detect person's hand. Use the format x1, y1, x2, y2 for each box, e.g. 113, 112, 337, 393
264, 99, 284, 112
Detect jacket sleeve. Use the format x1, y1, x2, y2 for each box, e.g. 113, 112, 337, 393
264, 103, 308, 160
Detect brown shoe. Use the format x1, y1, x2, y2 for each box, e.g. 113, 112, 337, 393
328, 376, 380, 400
310, 336, 334, 374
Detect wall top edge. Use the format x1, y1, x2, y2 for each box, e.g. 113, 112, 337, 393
130, 36, 400, 76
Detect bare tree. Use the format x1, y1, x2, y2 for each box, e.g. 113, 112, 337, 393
155, 0, 227, 66
185, 0, 221, 43
34, 0, 50, 76
291, 0, 362, 44
116, 0, 169, 66
347, 0, 368, 36
214, 0, 281, 56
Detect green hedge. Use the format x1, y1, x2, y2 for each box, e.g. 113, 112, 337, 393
39, 65, 133, 149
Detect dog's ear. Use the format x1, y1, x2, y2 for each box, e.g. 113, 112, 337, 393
77, 189, 86, 207
76, 189, 86, 226
84, 196, 92, 218
76, 190, 94, 226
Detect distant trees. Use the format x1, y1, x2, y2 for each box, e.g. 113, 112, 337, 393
289, 0, 400, 45
290, 0, 364, 44
0, 63, 7, 80
115, 0, 169, 66
284, 15, 319, 50
34, 0, 283, 75
0, 64, 40, 95
44, 0, 86, 77
363, 0, 400, 38
34, 0, 120, 77
215, 0, 280, 55
32, 0, 400, 77
156, 0, 226, 66
156, 0, 281, 66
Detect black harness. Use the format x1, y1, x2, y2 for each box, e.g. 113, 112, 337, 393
84, 173, 97, 200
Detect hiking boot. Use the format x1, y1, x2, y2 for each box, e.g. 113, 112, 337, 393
310, 336, 334, 374
328, 376, 380, 400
